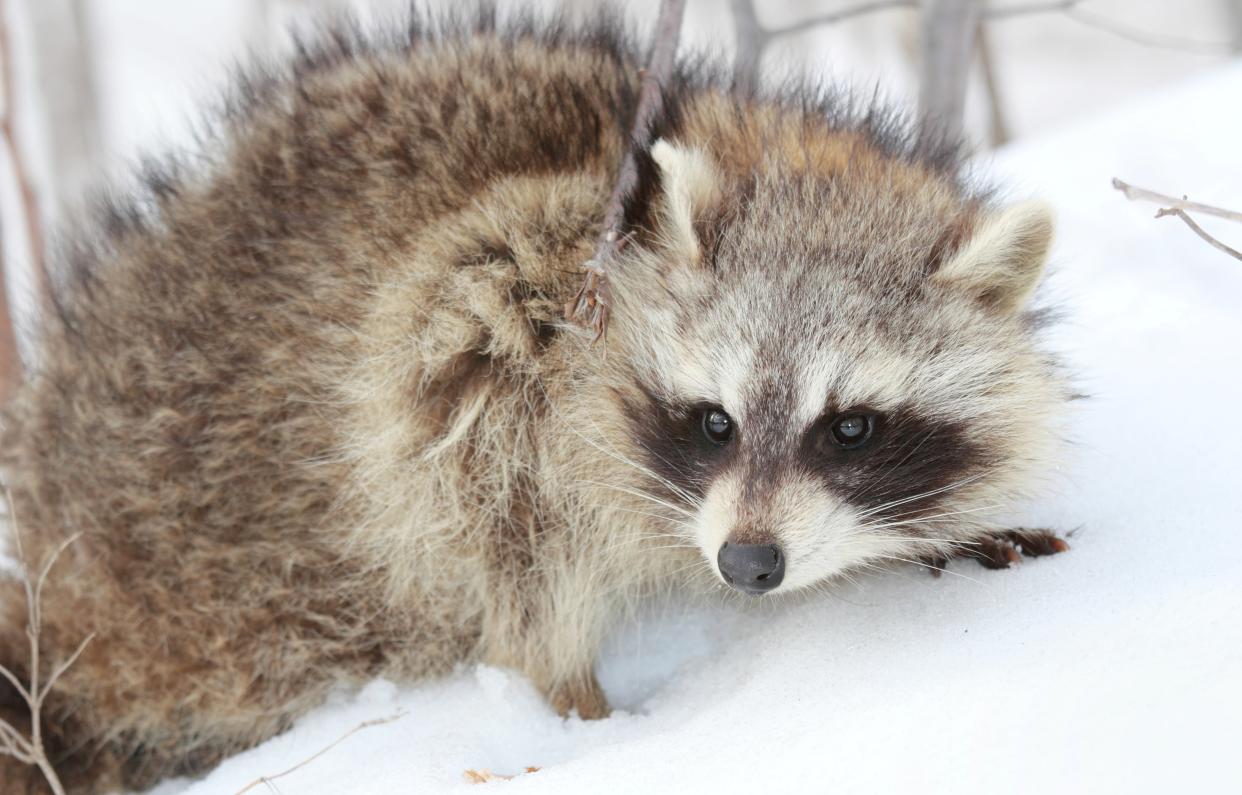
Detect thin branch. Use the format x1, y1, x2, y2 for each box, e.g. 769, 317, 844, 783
233, 712, 406, 795
764, 0, 914, 38
565, 0, 687, 340
732, 0, 1082, 50
731, 0, 1229, 92
0, 657, 28, 704
985, 0, 1083, 20
1113, 178, 1242, 263
0, 497, 87, 795
0, 0, 51, 313
40, 632, 95, 702
1112, 178, 1242, 224
1063, 6, 1234, 55
1154, 208, 1242, 262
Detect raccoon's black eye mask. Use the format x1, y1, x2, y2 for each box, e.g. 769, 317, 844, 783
696, 406, 877, 451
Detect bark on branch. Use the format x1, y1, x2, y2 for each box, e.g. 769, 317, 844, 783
565, 0, 687, 341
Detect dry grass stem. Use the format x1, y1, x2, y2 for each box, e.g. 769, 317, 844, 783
233, 711, 406, 794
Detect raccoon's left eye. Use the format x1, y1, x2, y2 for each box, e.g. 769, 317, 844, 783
700, 408, 734, 445
830, 414, 873, 448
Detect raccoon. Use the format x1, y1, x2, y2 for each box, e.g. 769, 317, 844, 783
0, 7, 1068, 793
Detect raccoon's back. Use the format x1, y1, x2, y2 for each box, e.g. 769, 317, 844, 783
0, 18, 644, 563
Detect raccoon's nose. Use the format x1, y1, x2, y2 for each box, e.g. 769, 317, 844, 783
717, 542, 785, 595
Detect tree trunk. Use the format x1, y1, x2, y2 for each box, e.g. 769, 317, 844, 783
918, 0, 981, 143
26, 0, 101, 220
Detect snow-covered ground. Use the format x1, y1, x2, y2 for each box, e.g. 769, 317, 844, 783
128, 62, 1242, 794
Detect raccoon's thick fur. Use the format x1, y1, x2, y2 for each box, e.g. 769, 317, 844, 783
0, 7, 1068, 793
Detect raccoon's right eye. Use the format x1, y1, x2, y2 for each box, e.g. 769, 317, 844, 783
700, 408, 734, 445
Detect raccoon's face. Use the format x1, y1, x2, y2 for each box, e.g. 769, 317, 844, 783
611, 139, 1064, 596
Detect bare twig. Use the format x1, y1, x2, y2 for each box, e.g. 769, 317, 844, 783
1113, 178, 1242, 263
1154, 208, 1242, 262
1064, 6, 1233, 55
730, 0, 1081, 60
730, 0, 1228, 104
986, 0, 1083, 20
765, 0, 914, 38
233, 711, 406, 795
566, 0, 687, 340
1112, 179, 1242, 224
0, 496, 92, 795
0, 0, 51, 313
986, 2, 1232, 54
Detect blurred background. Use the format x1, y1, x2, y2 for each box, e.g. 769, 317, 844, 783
0, 0, 1238, 376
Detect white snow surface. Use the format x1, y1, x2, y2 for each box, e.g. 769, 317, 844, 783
125, 61, 1242, 795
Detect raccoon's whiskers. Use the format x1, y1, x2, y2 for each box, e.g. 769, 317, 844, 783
854, 473, 987, 521
644, 543, 701, 553
559, 408, 703, 509
610, 506, 694, 530
872, 554, 984, 585
576, 480, 697, 520
845, 428, 937, 505
865, 535, 981, 547
858, 501, 1002, 527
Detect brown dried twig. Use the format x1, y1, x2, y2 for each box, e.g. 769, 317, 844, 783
0, 500, 94, 795
233, 711, 406, 794
1113, 178, 1242, 263
565, 0, 687, 341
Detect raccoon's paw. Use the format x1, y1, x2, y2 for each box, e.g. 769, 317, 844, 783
967, 528, 1069, 570
924, 528, 1069, 575
547, 672, 611, 721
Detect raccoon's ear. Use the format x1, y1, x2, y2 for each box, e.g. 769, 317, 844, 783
650, 138, 725, 266
933, 201, 1054, 312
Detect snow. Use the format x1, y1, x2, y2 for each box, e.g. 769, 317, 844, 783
136, 62, 1242, 795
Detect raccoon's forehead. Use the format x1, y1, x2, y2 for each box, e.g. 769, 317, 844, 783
655, 284, 1010, 429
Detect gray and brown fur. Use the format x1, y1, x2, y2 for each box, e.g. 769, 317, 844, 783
0, 7, 1068, 792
